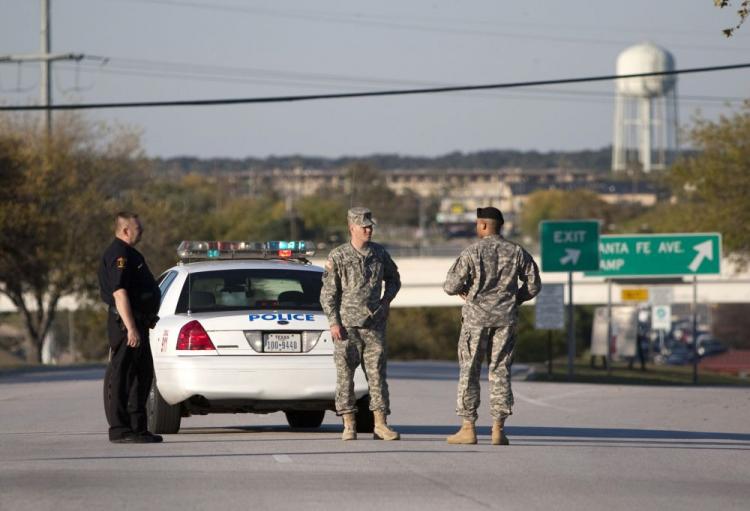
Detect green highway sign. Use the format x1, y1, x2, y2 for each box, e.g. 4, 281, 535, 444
540, 220, 600, 272
586, 233, 722, 277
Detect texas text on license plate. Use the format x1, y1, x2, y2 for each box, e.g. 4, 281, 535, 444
263, 332, 301, 353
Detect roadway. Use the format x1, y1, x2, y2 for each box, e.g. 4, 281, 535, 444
1, 363, 749, 510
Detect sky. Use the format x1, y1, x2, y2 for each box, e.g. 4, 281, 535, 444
1, 0, 749, 159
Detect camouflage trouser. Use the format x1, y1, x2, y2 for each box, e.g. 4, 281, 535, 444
455, 324, 516, 422
334, 326, 391, 416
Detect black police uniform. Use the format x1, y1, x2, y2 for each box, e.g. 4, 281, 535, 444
98, 238, 161, 442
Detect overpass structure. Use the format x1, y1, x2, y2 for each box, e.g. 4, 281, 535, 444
359, 256, 750, 308
1, 255, 748, 313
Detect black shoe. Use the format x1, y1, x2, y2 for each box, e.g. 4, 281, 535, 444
110, 431, 163, 444
134, 431, 163, 443
110, 432, 138, 444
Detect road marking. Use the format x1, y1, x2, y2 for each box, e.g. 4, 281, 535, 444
514, 391, 570, 411
514, 388, 599, 411
273, 454, 292, 463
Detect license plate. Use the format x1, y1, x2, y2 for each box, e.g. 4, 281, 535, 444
263, 333, 301, 353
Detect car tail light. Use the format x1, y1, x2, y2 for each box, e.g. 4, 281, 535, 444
176, 320, 216, 350
302, 331, 322, 352
244, 331, 263, 352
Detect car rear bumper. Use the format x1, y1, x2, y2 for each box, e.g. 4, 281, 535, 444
154, 355, 368, 405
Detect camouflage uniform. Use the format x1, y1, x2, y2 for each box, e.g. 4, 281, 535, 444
444, 234, 541, 421
321, 241, 401, 415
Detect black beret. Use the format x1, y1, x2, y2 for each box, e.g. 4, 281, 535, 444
476, 207, 504, 223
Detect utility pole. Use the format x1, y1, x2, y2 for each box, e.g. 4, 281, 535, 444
41, 0, 51, 135
0, 0, 105, 136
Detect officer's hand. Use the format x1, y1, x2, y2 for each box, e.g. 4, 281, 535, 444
149, 315, 160, 329
375, 300, 390, 321
331, 325, 347, 341
126, 328, 141, 348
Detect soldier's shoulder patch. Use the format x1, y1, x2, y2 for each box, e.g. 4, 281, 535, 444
116, 256, 126, 269
325, 259, 334, 271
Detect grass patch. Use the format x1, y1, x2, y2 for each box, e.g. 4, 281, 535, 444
527, 359, 750, 386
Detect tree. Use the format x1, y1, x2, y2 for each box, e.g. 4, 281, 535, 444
0, 113, 147, 362
296, 196, 348, 243
209, 196, 289, 241
131, 173, 221, 273
519, 189, 611, 241
666, 102, 750, 262
715, 0, 749, 36
519, 187, 653, 242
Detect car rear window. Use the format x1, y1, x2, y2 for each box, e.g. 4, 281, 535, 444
175, 268, 323, 313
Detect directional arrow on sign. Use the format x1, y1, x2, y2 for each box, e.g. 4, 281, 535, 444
559, 248, 581, 266
688, 240, 714, 272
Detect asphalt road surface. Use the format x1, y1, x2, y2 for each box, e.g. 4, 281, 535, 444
1, 362, 749, 511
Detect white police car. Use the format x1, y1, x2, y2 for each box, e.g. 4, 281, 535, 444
145, 240, 371, 434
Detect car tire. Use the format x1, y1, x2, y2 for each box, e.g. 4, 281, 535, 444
147, 381, 182, 434
285, 410, 326, 429
103, 363, 114, 426
355, 395, 374, 433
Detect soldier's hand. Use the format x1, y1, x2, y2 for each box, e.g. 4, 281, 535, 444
459, 293, 467, 301
126, 328, 141, 348
330, 325, 347, 341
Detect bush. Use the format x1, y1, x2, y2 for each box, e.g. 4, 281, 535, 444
387, 305, 594, 363
387, 307, 462, 360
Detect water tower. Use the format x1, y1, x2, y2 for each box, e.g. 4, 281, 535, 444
612, 42, 678, 173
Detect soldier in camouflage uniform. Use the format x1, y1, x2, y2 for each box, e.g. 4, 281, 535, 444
443, 207, 541, 445
320, 207, 402, 441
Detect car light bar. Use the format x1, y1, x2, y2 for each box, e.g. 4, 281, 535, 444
177, 240, 315, 261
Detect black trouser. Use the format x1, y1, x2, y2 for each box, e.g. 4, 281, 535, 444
105, 313, 154, 440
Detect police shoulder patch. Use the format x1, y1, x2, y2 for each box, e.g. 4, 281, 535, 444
116, 256, 126, 269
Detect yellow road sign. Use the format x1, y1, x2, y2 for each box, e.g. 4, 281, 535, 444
621, 288, 649, 302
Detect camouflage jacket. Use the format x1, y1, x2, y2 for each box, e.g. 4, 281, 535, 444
321, 242, 401, 328
443, 234, 541, 327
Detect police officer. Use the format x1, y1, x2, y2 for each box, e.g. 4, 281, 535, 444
320, 207, 401, 441
98, 212, 162, 444
443, 207, 541, 445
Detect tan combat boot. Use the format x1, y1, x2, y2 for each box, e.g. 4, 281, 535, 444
446, 419, 477, 444
491, 419, 510, 446
342, 413, 357, 441
373, 411, 400, 440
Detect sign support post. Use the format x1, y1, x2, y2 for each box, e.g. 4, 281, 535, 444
607, 279, 612, 376
567, 272, 574, 377
547, 331, 553, 377
534, 283, 565, 377
692, 275, 698, 385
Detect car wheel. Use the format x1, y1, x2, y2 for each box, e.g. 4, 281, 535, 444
285, 410, 326, 429
355, 395, 374, 433
146, 381, 182, 434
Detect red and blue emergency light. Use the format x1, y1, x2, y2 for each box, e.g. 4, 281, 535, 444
177, 240, 315, 261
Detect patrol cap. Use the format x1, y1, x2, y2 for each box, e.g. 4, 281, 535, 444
347, 207, 377, 227
476, 207, 504, 224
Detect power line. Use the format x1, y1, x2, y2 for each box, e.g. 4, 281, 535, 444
47, 62, 746, 107
2, 53, 734, 107
50, 60, 747, 104
112, 0, 750, 53
1, 62, 749, 111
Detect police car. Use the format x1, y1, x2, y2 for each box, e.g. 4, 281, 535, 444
145, 240, 371, 434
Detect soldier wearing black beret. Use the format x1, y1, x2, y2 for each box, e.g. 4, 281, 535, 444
443, 206, 541, 445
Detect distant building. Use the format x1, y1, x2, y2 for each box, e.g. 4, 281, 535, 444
209, 166, 663, 236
